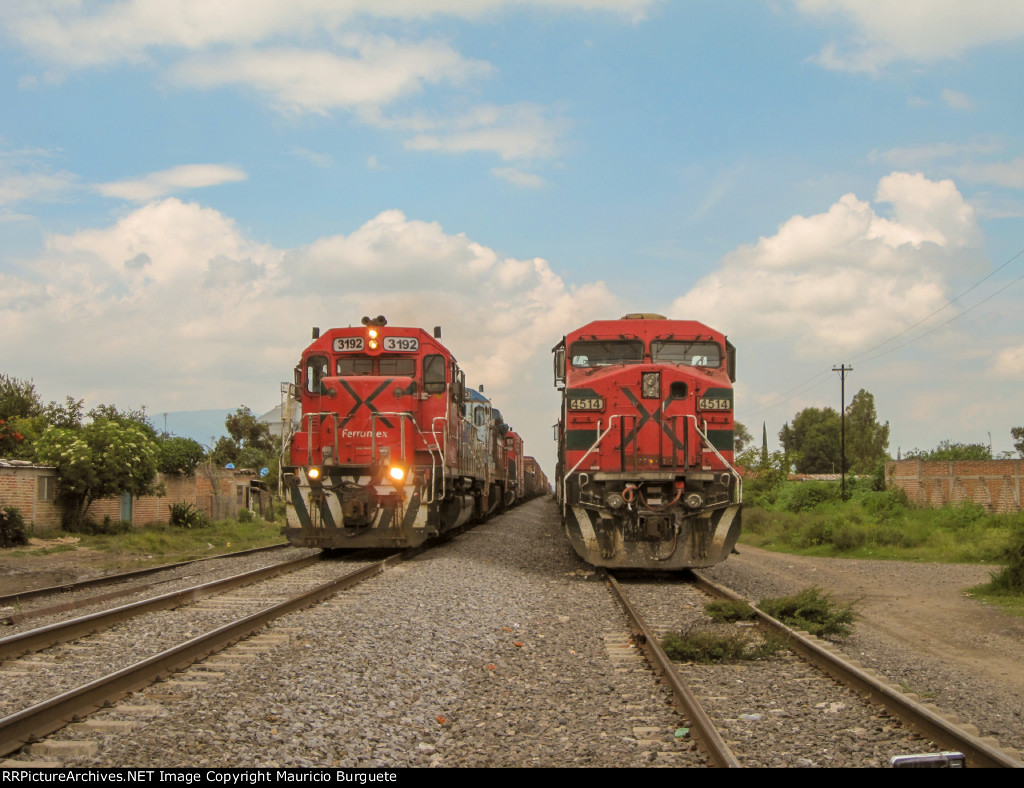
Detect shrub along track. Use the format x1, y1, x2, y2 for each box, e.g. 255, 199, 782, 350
607, 569, 1022, 768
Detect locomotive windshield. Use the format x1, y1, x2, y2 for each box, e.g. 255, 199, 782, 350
570, 340, 644, 368
336, 357, 416, 376
651, 340, 722, 368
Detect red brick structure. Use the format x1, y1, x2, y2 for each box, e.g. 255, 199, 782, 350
0, 459, 272, 535
886, 459, 1024, 513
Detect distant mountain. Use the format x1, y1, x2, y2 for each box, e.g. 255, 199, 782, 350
159, 409, 235, 448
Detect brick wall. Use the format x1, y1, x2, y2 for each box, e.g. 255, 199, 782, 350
0, 462, 266, 534
886, 459, 1024, 513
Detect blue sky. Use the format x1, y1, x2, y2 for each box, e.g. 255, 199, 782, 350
2, 1, 1024, 473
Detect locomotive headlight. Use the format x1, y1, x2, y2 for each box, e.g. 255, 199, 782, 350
605, 491, 625, 510
388, 465, 406, 483
368, 328, 379, 349
642, 371, 661, 399
307, 467, 322, 481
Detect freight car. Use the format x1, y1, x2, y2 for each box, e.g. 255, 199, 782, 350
552, 314, 741, 569
281, 316, 527, 549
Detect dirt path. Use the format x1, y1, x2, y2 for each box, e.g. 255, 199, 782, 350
719, 545, 1024, 697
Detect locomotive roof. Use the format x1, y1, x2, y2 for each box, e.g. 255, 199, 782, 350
563, 316, 726, 341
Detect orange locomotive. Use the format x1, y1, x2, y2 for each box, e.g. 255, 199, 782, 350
282, 316, 515, 549
552, 314, 741, 569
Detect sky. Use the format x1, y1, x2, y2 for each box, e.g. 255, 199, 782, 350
2, 0, 1024, 475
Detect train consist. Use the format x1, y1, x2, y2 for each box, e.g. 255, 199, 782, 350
281, 316, 544, 549
552, 314, 741, 569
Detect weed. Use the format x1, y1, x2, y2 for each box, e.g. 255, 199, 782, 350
661, 626, 785, 663
704, 599, 757, 622
168, 502, 209, 529
758, 587, 857, 639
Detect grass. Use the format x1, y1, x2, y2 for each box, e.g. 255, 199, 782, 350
30, 516, 285, 566
739, 482, 1019, 565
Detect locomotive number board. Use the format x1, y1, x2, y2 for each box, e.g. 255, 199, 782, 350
333, 337, 365, 352
383, 336, 419, 352
569, 397, 604, 410
698, 397, 732, 410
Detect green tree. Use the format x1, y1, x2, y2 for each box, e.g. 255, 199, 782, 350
779, 407, 843, 474
35, 419, 160, 530
1011, 427, 1024, 458
157, 436, 207, 475
734, 421, 753, 453
212, 406, 277, 470
845, 389, 890, 474
904, 441, 992, 461
0, 374, 43, 420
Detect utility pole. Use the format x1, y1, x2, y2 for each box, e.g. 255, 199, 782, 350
833, 364, 852, 500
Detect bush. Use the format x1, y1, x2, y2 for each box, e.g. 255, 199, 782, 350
759, 587, 856, 638
780, 482, 842, 513
169, 502, 209, 529
982, 517, 1024, 594
0, 505, 30, 548
237, 508, 255, 523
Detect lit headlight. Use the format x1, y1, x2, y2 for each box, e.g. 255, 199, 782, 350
307, 467, 322, 481
388, 466, 406, 482
642, 371, 660, 399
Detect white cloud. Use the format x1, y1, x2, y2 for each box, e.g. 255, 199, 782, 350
95, 164, 247, 202
3, 1, 655, 67
795, 0, 1024, 72
492, 167, 547, 188
669, 172, 983, 356
955, 157, 1024, 190
170, 38, 488, 114
405, 103, 565, 160
941, 89, 975, 112
1, 198, 618, 458
991, 345, 1024, 379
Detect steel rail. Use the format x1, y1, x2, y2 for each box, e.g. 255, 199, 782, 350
0, 554, 323, 661
0, 542, 290, 607
605, 570, 741, 768
0, 552, 409, 758
691, 570, 1023, 769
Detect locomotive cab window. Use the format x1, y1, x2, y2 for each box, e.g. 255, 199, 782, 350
569, 340, 644, 368
306, 355, 329, 394
379, 357, 415, 376
423, 354, 446, 393
336, 357, 374, 376
651, 340, 722, 368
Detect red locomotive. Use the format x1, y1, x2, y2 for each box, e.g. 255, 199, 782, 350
282, 316, 526, 549
552, 314, 741, 569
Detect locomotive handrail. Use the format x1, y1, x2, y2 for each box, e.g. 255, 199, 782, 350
370, 410, 445, 504
685, 415, 743, 504
562, 415, 624, 517
429, 416, 450, 504
304, 411, 339, 465
370, 411, 409, 463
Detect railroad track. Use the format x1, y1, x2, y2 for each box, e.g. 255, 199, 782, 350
0, 549, 412, 761
606, 569, 1023, 768
0, 543, 295, 627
